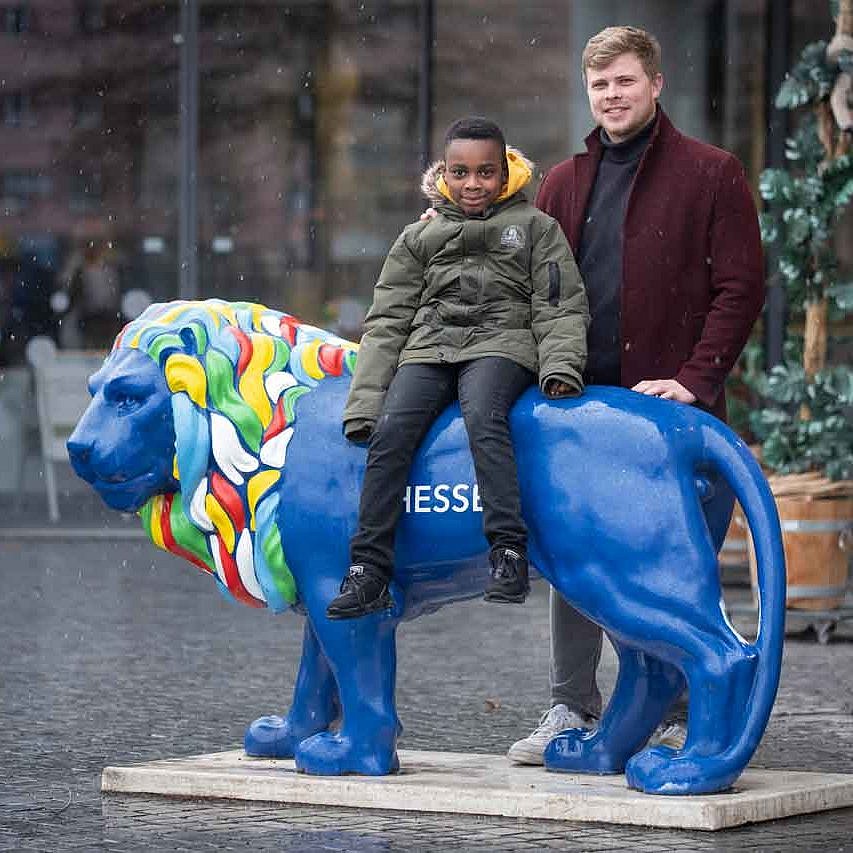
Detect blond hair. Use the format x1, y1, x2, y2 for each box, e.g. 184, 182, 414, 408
582, 26, 662, 81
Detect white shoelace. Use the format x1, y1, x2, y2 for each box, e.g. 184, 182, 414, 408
530, 705, 573, 737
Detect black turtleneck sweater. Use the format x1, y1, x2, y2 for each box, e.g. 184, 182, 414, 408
577, 119, 654, 386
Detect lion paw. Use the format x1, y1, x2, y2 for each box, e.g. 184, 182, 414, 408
295, 731, 399, 776
625, 746, 737, 795
543, 727, 626, 774
244, 715, 304, 759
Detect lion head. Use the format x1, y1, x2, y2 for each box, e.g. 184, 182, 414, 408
68, 299, 358, 612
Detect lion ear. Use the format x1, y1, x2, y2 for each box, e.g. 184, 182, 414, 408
171, 392, 212, 527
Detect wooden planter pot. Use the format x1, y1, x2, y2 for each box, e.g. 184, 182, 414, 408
743, 475, 853, 611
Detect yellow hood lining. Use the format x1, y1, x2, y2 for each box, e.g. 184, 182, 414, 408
424, 147, 534, 207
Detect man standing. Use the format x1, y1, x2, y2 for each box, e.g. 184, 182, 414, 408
507, 25, 765, 764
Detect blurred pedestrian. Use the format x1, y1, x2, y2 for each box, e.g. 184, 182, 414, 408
58, 239, 122, 350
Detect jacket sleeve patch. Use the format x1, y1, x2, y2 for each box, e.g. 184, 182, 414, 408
548, 262, 561, 306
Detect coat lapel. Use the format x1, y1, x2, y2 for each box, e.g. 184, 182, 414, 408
570, 133, 604, 249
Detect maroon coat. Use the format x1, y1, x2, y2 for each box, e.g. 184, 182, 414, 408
535, 108, 764, 421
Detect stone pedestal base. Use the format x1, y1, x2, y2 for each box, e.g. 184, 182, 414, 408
100, 749, 853, 831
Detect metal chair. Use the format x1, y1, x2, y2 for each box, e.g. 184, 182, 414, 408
26, 336, 105, 521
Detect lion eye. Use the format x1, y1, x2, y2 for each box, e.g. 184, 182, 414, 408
107, 390, 143, 414
104, 376, 152, 414
116, 395, 142, 413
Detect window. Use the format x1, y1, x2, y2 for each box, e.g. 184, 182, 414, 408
3, 4, 29, 34
69, 169, 103, 211
72, 92, 103, 129
2, 169, 51, 206
77, 0, 103, 34
2, 91, 31, 127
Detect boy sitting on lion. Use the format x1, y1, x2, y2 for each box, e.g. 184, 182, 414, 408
326, 116, 589, 620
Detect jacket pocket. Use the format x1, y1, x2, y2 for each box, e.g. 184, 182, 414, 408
548, 262, 561, 307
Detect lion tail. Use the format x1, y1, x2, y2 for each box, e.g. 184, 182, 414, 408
700, 417, 786, 779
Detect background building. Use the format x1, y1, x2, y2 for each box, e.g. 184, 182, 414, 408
0, 0, 833, 357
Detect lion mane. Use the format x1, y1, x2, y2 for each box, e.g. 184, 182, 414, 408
115, 299, 358, 613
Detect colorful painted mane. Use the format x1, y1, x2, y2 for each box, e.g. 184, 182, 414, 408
69, 299, 785, 797
115, 299, 357, 611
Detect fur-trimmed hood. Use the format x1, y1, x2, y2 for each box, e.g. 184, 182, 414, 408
420, 147, 535, 206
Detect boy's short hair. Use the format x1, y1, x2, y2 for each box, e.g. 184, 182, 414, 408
581, 26, 662, 81
444, 116, 507, 151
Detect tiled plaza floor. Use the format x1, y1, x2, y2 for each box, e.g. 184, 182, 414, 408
1, 530, 852, 852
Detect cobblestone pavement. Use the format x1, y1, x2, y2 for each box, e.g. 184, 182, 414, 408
1, 534, 852, 852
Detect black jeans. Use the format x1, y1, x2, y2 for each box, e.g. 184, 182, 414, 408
350, 357, 535, 580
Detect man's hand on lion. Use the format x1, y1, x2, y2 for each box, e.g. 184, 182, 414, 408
631, 378, 697, 404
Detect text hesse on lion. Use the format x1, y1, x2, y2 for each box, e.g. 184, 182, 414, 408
403, 483, 482, 514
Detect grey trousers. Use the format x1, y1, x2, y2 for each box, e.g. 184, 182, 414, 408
549, 590, 603, 719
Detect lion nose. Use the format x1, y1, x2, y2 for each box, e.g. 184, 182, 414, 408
66, 436, 93, 479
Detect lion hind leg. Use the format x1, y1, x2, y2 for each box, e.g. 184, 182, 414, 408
244, 618, 340, 759
625, 644, 759, 795
557, 553, 759, 793
684, 647, 758, 753
544, 640, 683, 775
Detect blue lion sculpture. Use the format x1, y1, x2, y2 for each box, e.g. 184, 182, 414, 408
67, 299, 785, 796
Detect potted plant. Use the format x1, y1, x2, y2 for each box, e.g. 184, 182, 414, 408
751, 0, 853, 611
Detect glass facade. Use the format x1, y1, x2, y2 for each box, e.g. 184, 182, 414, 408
0, 0, 836, 364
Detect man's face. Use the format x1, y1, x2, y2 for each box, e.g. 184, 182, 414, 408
443, 138, 506, 216
585, 52, 663, 143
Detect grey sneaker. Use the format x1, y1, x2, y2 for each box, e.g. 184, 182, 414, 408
507, 704, 593, 765
647, 721, 687, 750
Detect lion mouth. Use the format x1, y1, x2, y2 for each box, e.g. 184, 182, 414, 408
93, 472, 147, 490
90, 470, 170, 512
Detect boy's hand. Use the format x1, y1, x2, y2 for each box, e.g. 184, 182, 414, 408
545, 379, 574, 398
344, 419, 375, 445
419, 207, 438, 222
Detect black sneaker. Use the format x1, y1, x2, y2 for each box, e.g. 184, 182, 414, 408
483, 547, 530, 603
325, 564, 393, 620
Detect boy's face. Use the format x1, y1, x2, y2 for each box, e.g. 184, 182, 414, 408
585, 51, 662, 143
444, 138, 506, 216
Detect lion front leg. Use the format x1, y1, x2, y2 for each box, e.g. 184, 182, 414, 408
244, 618, 339, 759
293, 586, 401, 776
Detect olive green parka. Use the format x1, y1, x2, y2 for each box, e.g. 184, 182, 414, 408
343, 148, 589, 438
